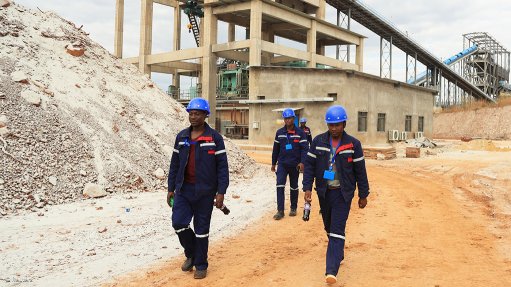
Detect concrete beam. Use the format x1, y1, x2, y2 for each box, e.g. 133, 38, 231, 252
216, 50, 250, 63
146, 48, 203, 64
212, 40, 251, 52
155, 61, 201, 71
316, 21, 361, 45
271, 23, 299, 31
315, 54, 359, 70
217, 14, 250, 28
212, 2, 251, 15
261, 1, 311, 29
271, 55, 300, 64
123, 57, 139, 64
154, 0, 178, 7
260, 40, 310, 61
151, 65, 176, 74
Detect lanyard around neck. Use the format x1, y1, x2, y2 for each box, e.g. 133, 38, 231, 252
329, 136, 342, 169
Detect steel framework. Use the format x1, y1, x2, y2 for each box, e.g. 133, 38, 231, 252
462, 32, 510, 100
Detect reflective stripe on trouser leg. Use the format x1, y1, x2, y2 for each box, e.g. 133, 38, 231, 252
192, 194, 215, 271
172, 190, 196, 259
276, 165, 288, 211
324, 188, 352, 277
288, 166, 300, 210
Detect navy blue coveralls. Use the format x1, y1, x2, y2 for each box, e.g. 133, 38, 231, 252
272, 125, 309, 211
302, 130, 369, 276
168, 123, 229, 271
302, 126, 313, 146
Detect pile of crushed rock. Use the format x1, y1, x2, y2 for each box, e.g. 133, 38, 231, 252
0, 2, 255, 216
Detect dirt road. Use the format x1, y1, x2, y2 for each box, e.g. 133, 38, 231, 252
107, 143, 511, 287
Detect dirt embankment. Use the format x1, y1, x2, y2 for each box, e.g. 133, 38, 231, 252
433, 105, 511, 140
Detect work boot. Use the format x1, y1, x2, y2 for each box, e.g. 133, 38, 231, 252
181, 257, 193, 272
194, 269, 207, 279
273, 210, 284, 220
325, 274, 337, 285
289, 209, 297, 216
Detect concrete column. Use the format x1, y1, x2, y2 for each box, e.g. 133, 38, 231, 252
202, 6, 218, 129
139, 0, 153, 76
173, 4, 181, 92
249, 0, 262, 66
307, 20, 317, 68
317, 0, 326, 20
173, 4, 181, 51
261, 24, 273, 65
114, 0, 124, 58
356, 38, 364, 72
228, 23, 235, 42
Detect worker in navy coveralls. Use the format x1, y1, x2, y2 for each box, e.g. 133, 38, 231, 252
167, 98, 229, 280
302, 105, 369, 285
299, 117, 313, 146
271, 108, 309, 220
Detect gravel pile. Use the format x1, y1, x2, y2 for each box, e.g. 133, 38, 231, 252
0, 2, 255, 216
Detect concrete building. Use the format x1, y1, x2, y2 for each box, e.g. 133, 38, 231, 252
244, 67, 435, 145
114, 0, 435, 146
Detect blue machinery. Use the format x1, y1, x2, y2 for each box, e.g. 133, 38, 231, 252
409, 45, 479, 86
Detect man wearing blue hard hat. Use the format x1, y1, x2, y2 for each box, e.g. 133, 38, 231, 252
302, 105, 369, 285
167, 98, 229, 279
271, 108, 309, 220
299, 117, 313, 146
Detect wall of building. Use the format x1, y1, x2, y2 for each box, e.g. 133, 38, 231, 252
248, 67, 436, 146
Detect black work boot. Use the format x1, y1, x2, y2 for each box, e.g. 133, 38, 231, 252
194, 269, 207, 279
289, 209, 297, 216
273, 210, 284, 220
181, 257, 193, 272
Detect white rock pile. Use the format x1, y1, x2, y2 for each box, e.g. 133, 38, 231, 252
0, 3, 255, 216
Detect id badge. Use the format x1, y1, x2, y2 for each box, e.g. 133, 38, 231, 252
323, 170, 335, 180
285, 144, 292, 150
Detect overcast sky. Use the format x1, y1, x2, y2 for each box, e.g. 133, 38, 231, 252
16, 0, 511, 89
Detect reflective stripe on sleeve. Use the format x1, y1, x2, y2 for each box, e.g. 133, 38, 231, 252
353, 156, 365, 162
316, 147, 330, 152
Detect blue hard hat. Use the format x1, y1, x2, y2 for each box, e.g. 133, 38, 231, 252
282, 108, 295, 118
300, 118, 307, 123
186, 98, 210, 115
325, 105, 348, 124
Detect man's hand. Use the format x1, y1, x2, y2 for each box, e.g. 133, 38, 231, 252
215, 194, 225, 209
358, 197, 367, 209
271, 165, 276, 172
304, 190, 312, 203
167, 192, 174, 208
297, 163, 304, 173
